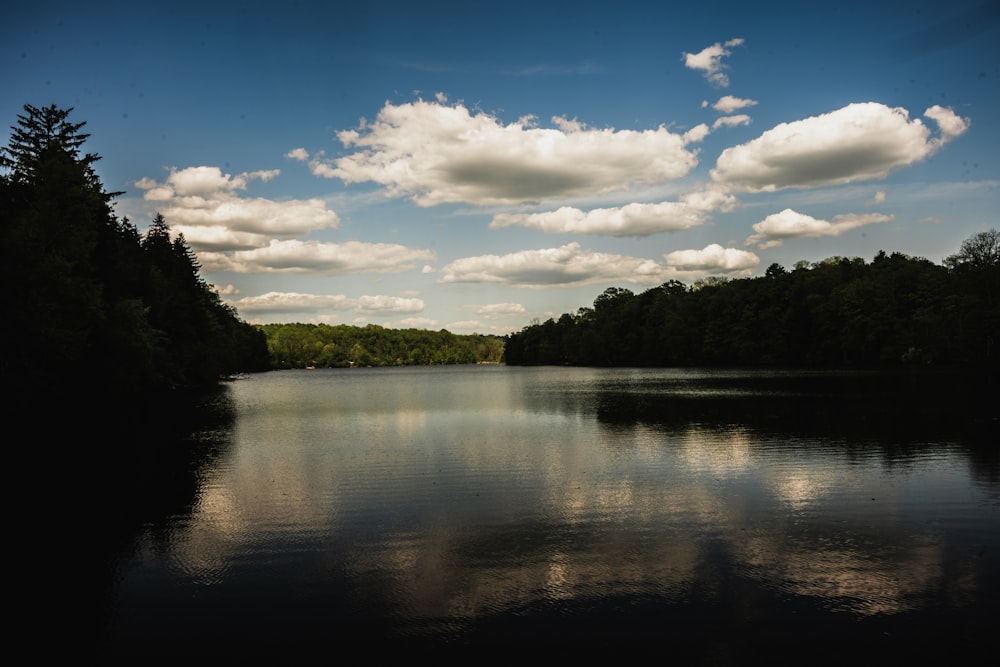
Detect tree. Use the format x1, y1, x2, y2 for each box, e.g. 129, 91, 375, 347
945, 229, 1000, 272
945, 229, 1000, 363
2, 104, 268, 407
765, 263, 787, 279
2, 105, 119, 393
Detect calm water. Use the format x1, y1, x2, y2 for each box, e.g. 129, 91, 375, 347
98, 366, 998, 660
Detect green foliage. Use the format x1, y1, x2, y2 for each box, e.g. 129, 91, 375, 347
258, 323, 505, 369
505, 236, 999, 369
2, 104, 268, 405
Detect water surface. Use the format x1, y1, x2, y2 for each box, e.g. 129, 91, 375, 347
100, 366, 999, 660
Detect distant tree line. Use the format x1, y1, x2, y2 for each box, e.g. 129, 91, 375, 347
504, 233, 999, 368
260, 322, 505, 368
1, 104, 269, 411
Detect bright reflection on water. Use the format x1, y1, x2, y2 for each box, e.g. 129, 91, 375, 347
103, 366, 999, 660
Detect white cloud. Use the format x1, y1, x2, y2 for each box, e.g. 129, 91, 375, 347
313, 99, 700, 206
230, 292, 357, 315
711, 95, 758, 114
683, 38, 744, 87
230, 291, 425, 317
867, 191, 887, 206
151, 165, 279, 197
356, 295, 425, 313
393, 317, 439, 330
488, 188, 738, 237
439, 241, 755, 288
285, 147, 310, 161
197, 239, 436, 274
136, 165, 340, 249
445, 319, 521, 335
663, 244, 760, 272
489, 202, 707, 236
171, 225, 273, 251
924, 104, 970, 141
471, 303, 529, 318
439, 242, 668, 287
712, 103, 971, 192
679, 187, 740, 213
745, 208, 895, 249
712, 115, 751, 130
682, 123, 711, 143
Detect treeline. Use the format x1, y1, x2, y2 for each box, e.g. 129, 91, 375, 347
260, 322, 505, 368
504, 236, 999, 368
1, 104, 268, 409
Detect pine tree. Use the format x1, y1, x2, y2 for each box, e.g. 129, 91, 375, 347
1, 105, 117, 394
2, 105, 268, 409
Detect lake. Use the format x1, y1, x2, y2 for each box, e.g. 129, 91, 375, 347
96, 365, 998, 661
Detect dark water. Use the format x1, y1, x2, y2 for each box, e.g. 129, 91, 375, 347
96, 366, 998, 661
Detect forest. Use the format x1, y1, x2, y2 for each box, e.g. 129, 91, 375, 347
1, 104, 269, 415
504, 233, 999, 368
260, 322, 505, 368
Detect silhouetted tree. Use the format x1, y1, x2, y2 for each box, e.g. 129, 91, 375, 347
2, 105, 125, 395
2, 104, 267, 413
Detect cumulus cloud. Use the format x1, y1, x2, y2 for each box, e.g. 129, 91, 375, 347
712, 103, 970, 192
136, 165, 340, 250
439, 241, 755, 288
682, 123, 711, 144
311, 99, 700, 206
710, 95, 758, 114
663, 244, 760, 273
356, 295, 426, 313
470, 303, 529, 318
169, 225, 273, 252
867, 191, 887, 206
490, 202, 706, 236
488, 188, 737, 237
745, 208, 895, 249
683, 38, 744, 87
712, 115, 751, 130
197, 239, 436, 274
230, 291, 425, 317
394, 317, 439, 330
924, 104, 971, 141
230, 292, 356, 315
440, 243, 666, 287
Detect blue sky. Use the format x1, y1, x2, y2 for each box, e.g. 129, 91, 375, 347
4, 1, 998, 334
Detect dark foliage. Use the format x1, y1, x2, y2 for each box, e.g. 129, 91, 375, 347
1, 104, 268, 410
504, 239, 1000, 368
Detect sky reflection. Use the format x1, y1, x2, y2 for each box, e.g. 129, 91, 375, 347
108, 367, 999, 654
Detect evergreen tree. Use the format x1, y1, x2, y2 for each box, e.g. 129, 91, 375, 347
2, 105, 118, 395
2, 104, 268, 414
